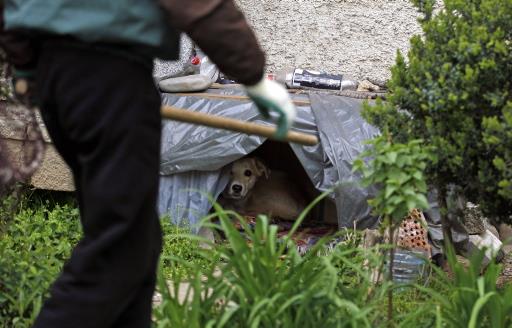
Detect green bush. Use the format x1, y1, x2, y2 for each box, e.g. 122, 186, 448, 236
0, 203, 81, 327
362, 0, 512, 224
353, 135, 431, 223
0, 189, 211, 327
353, 134, 432, 323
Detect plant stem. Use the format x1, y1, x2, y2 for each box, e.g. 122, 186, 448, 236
387, 215, 395, 328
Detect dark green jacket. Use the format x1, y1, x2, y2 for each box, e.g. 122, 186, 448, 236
4, 0, 179, 59
2, 0, 266, 85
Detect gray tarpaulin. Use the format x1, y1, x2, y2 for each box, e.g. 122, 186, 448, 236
158, 87, 464, 252
307, 93, 380, 229
158, 88, 381, 230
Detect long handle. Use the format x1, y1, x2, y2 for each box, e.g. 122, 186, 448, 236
161, 105, 319, 146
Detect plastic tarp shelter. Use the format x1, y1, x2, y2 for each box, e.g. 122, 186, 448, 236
157, 88, 454, 256
158, 88, 379, 228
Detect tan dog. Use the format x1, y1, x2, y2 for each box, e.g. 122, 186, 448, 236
219, 157, 306, 220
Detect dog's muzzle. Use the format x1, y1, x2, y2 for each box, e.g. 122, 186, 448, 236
224, 182, 245, 199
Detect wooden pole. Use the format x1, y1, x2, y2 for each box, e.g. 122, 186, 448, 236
161, 105, 319, 146
172, 92, 311, 107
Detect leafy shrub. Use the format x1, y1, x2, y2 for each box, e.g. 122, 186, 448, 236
0, 192, 18, 233
353, 135, 432, 223
362, 0, 512, 224
0, 203, 81, 327
353, 134, 432, 323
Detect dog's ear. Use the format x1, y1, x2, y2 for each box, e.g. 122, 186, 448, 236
252, 158, 270, 179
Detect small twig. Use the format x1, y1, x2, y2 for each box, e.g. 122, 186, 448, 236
387, 216, 396, 328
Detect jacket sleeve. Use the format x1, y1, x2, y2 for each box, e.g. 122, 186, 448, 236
159, 0, 265, 86
0, 2, 37, 68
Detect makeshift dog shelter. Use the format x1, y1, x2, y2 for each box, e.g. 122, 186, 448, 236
158, 87, 381, 230
157, 86, 464, 257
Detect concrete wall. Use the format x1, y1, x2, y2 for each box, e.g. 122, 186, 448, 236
236, 0, 423, 82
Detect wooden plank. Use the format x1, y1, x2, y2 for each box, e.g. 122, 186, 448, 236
173, 92, 311, 106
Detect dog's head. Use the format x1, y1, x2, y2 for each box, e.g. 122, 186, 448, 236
223, 157, 270, 200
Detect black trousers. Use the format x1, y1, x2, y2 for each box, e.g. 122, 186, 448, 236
33, 41, 163, 328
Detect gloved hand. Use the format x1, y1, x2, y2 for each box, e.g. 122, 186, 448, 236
245, 77, 296, 140
11, 67, 37, 108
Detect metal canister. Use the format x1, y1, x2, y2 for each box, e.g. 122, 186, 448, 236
276, 68, 358, 91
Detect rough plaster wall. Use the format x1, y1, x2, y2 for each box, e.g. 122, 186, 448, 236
236, 0, 423, 82
30, 146, 74, 191
0, 106, 74, 191
3, 139, 75, 191
33, 111, 74, 191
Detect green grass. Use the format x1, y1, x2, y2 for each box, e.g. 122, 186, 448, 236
153, 199, 422, 328
153, 200, 512, 328
0, 191, 209, 327
154, 212, 380, 328
160, 219, 215, 279
1, 190, 511, 328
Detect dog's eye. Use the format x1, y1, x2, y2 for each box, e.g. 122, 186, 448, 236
244, 170, 252, 177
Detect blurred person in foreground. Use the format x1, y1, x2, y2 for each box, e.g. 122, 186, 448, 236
0, 0, 295, 327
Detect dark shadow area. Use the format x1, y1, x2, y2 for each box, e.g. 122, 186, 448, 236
248, 140, 337, 226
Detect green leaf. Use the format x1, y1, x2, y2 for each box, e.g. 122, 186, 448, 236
385, 185, 398, 198
386, 152, 398, 163
415, 194, 430, 210
468, 291, 497, 328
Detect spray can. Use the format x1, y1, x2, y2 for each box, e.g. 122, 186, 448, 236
276, 68, 358, 91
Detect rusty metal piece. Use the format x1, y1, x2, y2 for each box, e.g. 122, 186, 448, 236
397, 209, 431, 257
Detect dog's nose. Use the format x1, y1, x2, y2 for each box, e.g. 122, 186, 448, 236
232, 184, 242, 193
